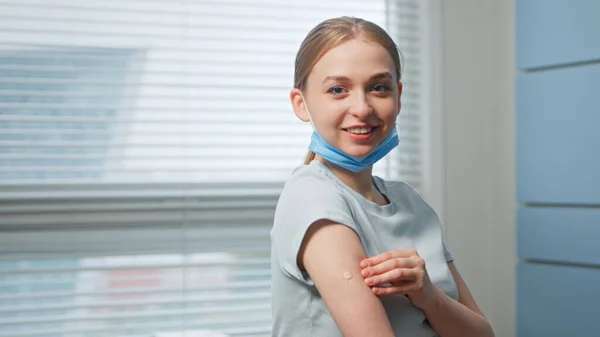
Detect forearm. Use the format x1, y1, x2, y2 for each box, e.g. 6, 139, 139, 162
421, 287, 494, 337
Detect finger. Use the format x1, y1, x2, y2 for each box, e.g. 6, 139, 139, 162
371, 285, 414, 296
364, 268, 418, 286
360, 249, 419, 268
361, 257, 417, 278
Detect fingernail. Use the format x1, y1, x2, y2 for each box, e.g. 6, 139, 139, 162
365, 278, 374, 285
361, 269, 369, 278
360, 260, 367, 268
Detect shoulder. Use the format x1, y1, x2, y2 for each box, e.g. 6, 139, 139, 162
277, 162, 349, 210
272, 162, 357, 238
271, 163, 361, 282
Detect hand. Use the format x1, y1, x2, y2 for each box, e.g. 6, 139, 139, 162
360, 249, 438, 309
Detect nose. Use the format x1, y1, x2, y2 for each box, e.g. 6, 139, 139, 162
348, 92, 372, 119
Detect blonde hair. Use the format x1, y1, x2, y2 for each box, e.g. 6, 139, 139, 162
293, 16, 403, 165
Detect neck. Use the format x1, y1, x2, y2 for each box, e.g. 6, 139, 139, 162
314, 155, 382, 203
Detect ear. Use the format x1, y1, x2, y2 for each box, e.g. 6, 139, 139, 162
396, 81, 403, 116
290, 88, 310, 122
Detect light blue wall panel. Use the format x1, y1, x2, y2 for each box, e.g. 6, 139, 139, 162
517, 2, 600, 337
517, 263, 600, 337
517, 0, 600, 70
517, 64, 600, 205
518, 207, 600, 266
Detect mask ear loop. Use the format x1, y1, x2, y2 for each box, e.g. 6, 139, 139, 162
298, 92, 316, 166
298, 92, 316, 130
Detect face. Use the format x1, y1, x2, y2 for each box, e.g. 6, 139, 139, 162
291, 38, 402, 158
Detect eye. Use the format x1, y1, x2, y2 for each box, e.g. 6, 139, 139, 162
327, 86, 347, 96
372, 84, 390, 92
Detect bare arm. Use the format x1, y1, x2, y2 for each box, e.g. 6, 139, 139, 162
420, 262, 495, 337
299, 219, 395, 337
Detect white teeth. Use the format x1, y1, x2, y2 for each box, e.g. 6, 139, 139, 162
347, 127, 372, 134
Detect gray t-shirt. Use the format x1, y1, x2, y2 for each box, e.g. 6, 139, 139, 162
270, 161, 458, 337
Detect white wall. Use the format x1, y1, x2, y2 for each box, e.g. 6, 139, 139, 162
440, 1, 517, 336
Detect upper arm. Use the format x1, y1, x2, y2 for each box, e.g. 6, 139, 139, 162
299, 220, 395, 337
448, 261, 485, 317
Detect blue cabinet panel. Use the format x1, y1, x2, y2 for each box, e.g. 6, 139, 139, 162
517, 64, 600, 205
517, 263, 600, 337
517, 0, 600, 69
518, 207, 600, 266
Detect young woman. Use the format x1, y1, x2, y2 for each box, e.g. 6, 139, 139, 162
270, 17, 495, 337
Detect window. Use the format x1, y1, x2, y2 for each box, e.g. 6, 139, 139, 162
0, 1, 437, 336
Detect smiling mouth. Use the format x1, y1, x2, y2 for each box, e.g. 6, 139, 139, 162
344, 126, 377, 135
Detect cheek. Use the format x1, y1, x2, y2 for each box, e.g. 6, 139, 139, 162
317, 103, 347, 126
374, 100, 398, 120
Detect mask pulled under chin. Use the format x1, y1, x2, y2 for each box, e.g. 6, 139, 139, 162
307, 125, 399, 172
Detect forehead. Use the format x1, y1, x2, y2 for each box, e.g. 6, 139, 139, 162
309, 39, 396, 82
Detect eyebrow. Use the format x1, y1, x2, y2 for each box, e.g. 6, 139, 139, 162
322, 72, 393, 84
370, 72, 393, 80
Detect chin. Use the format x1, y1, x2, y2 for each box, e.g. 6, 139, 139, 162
342, 138, 384, 157
344, 147, 375, 158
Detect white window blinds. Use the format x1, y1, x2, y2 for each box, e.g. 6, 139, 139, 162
0, 1, 434, 336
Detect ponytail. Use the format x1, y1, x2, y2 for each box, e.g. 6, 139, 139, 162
303, 150, 316, 165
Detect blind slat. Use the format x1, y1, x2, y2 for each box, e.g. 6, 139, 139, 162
1, 319, 271, 337
0, 280, 271, 301
0, 304, 272, 325
1, 292, 273, 314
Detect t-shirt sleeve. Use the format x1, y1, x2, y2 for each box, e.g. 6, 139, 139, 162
271, 173, 359, 282
394, 180, 454, 264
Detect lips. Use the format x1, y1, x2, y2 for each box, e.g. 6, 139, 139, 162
346, 127, 373, 134
343, 125, 378, 133
343, 126, 377, 140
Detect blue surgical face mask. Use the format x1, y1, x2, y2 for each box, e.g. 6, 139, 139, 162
300, 93, 399, 173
